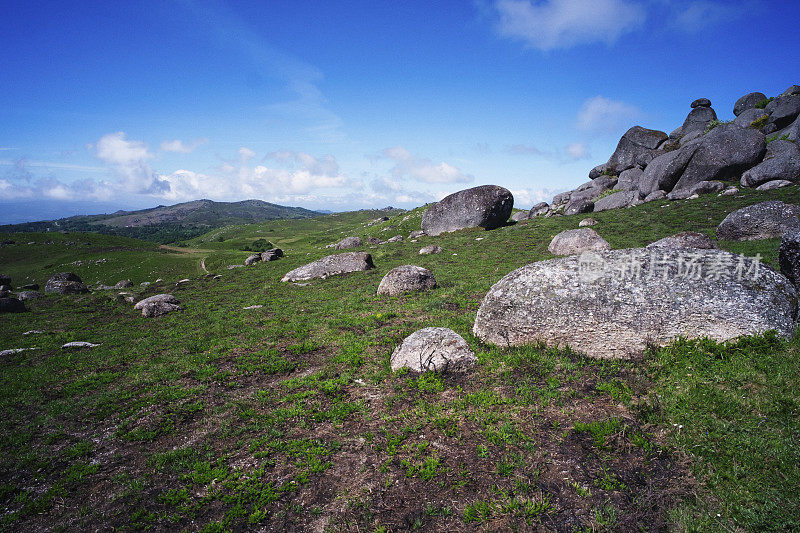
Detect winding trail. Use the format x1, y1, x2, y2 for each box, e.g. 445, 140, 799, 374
158, 244, 212, 274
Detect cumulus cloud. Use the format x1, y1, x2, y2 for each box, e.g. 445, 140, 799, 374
152, 150, 359, 202
160, 138, 208, 153
90, 132, 168, 194
382, 146, 473, 184
576, 95, 643, 133
510, 187, 559, 208
493, 0, 646, 51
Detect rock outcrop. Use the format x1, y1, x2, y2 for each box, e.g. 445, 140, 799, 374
281, 252, 375, 282
390, 327, 477, 372
717, 201, 800, 241
473, 248, 797, 359
377, 265, 437, 296
421, 185, 513, 236
555, 86, 800, 213
605, 126, 668, 173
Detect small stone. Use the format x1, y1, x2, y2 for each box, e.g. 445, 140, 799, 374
62, 341, 100, 349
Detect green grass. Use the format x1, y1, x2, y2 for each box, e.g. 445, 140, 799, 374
2, 186, 800, 530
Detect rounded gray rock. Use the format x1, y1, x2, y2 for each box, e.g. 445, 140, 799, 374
605, 126, 668, 173
421, 185, 513, 236
717, 200, 800, 241
646, 231, 718, 250
691, 98, 711, 108
579, 218, 598, 227
281, 252, 375, 282
473, 248, 797, 359
334, 236, 363, 249
141, 301, 181, 317
672, 124, 767, 192
511, 211, 529, 222
44, 272, 89, 294
377, 265, 436, 296
262, 248, 284, 261
564, 198, 594, 216
419, 245, 443, 255
245, 254, 262, 266
0, 297, 26, 313
733, 108, 770, 129
16, 291, 42, 301
681, 106, 717, 135
733, 92, 767, 116
593, 190, 643, 212
548, 228, 610, 256
755, 180, 794, 190
390, 327, 477, 372
529, 202, 550, 218
134, 293, 179, 310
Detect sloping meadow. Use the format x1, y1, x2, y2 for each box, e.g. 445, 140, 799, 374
2, 190, 800, 531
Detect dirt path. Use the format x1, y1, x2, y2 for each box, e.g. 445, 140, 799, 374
158, 244, 212, 273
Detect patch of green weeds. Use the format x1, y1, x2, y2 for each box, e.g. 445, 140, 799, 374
574, 418, 622, 449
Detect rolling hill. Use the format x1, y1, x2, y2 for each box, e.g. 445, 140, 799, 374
0, 199, 323, 244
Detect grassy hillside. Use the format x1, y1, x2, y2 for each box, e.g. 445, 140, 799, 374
0, 199, 324, 244
1, 188, 799, 531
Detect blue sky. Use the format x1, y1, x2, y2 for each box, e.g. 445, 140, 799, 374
1, 0, 799, 223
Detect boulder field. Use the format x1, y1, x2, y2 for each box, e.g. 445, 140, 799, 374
511, 85, 800, 220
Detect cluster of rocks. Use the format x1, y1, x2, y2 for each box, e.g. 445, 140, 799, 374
510, 85, 800, 219
245, 248, 284, 266
134, 294, 181, 318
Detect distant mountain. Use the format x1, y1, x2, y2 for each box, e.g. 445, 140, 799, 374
0, 199, 322, 244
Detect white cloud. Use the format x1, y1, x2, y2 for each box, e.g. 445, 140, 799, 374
565, 142, 590, 160
493, 0, 646, 51
152, 150, 359, 202
576, 95, 643, 133
90, 132, 168, 194
510, 187, 558, 208
160, 138, 208, 153
382, 146, 473, 184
